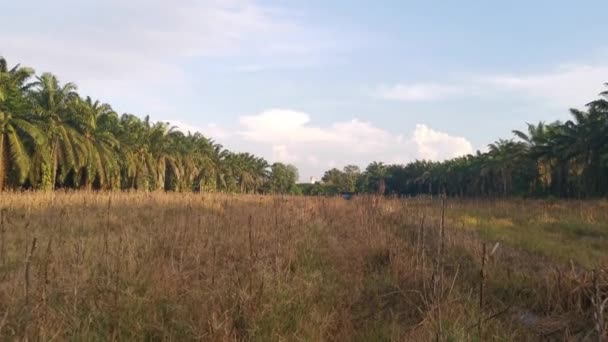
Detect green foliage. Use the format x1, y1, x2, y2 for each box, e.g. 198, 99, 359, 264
267, 162, 298, 194
299, 182, 340, 196
320, 165, 361, 193
0, 56, 297, 193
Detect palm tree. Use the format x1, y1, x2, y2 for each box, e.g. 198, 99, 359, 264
0, 57, 46, 190
167, 134, 222, 192
115, 114, 156, 190
170, 132, 222, 192
186, 133, 216, 192
147, 122, 182, 191
30, 73, 83, 189
513, 122, 554, 193
560, 92, 608, 196
73, 97, 120, 189
222, 152, 268, 193
211, 143, 231, 192
250, 155, 270, 192
0, 111, 47, 190
0, 57, 35, 110
588, 83, 608, 112
486, 139, 526, 196
466, 152, 488, 196
592, 85, 608, 194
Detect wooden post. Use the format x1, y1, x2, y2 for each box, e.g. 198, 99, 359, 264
479, 243, 487, 339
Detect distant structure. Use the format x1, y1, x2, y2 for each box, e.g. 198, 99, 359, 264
341, 192, 353, 200
310, 176, 316, 184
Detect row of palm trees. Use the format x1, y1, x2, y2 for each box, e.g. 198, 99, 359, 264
331, 85, 608, 198
1, 57, 277, 192
4, 56, 607, 197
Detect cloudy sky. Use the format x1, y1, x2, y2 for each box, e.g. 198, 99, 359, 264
2, 0, 607, 181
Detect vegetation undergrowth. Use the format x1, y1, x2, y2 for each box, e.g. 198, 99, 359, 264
0, 192, 606, 341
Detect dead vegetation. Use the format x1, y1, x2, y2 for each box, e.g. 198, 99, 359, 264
0, 192, 606, 341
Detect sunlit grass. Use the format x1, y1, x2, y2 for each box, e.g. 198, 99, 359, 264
451, 200, 608, 268
0, 193, 605, 340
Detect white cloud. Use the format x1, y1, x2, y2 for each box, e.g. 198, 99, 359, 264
235, 109, 473, 179
238, 109, 396, 153
239, 109, 337, 143
412, 124, 473, 160
377, 63, 608, 107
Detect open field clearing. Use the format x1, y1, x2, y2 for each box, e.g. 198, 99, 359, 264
0, 193, 607, 341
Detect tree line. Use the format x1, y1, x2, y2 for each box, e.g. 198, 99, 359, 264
3, 56, 607, 198
304, 85, 608, 198
0, 57, 300, 193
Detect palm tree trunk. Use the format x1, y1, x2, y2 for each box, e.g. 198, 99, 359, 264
50, 140, 58, 189
557, 161, 567, 197
502, 170, 508, 196
132, 168, 137, 189
84, 168, 93, 191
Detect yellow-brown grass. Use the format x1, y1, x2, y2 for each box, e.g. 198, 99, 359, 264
0, 192, 606, 341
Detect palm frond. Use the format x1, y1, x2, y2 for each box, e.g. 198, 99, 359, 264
7, 129, 31, 183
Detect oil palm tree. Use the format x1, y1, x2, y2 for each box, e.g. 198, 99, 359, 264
188, 133, 216, 191
211, 143, 231, 192
147, 122, 182, 191
73, 97, 120, 189
0, 57, 35, 112
0, 111, 47, 190
0, 57, 45, 190
30, 73, 83, 188
561, 95, 608, 196
116, 114, 156, 190
487, 139, 526, 196
513, 122, 555, 193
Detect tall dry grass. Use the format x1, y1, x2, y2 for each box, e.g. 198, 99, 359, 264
0, 192, 606, 341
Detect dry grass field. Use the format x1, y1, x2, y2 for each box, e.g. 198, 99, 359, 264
0, 192, 606, 341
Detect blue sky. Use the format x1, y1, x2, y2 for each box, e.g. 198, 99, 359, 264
1, 0, 607, 180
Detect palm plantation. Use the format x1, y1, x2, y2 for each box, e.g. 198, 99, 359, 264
0, 56, 294, 193
1, 56, 607, 197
